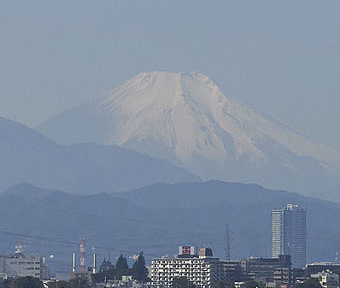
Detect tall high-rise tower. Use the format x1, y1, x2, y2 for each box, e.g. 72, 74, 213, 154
272, 204, 306, 268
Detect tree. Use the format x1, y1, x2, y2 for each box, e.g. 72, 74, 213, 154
0, 280, 9, 288
172, 277, 195, 288
6, 277, 43, 288
115, 254, 130, 280
68, 276, 92, 288
294, 278, 322, 288
92, 263, 114, 283
47, 280, 70, 288
92, 270, 115, 283
131, 252, 149, 282
92, 258, 115, 283
240, 280, 263, 288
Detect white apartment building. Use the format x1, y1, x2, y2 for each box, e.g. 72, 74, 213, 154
151, 247, 223, 288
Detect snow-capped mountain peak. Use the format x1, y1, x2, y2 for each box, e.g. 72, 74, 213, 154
90, 71, 339, 167
37, 71, 340, 199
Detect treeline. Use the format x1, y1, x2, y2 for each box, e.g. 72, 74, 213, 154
0, 276, 92, 288
0, 277, 44, 288
92, 252, 149, 283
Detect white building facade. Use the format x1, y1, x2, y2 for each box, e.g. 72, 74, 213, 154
0, 254, 42, 279
151, 247, 224, 288
0, 241, 49, 280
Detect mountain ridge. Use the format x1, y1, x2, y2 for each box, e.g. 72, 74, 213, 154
36, 71, 340, 200
1, 181, 340, 273
0, 116, 198, 194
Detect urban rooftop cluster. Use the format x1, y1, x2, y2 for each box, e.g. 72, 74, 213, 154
0, 204, 337, 288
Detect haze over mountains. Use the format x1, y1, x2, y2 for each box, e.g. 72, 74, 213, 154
2, 1, 340, 279
38, 71, 340, 200
2, 70, 340, 272
1, 181, 340, 273
0, 116, 198, 194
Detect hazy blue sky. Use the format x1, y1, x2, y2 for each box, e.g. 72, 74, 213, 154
1, 0, 340, 149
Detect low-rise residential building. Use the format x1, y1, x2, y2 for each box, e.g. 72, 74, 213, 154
241, 255, 292, 287
306, 262, 340, 278
0, 241, 48, 280
220, 260, 243, 285
311, 270, 339, 288
95, 275, 151, 288
0, 253, 43, 279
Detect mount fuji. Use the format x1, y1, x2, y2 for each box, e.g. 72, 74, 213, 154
37, 71, 340, 200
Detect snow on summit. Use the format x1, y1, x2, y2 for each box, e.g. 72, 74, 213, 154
93, 71, 339, 167
37, 71, 340, 199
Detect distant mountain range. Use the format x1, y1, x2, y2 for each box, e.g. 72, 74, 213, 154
3, 71, 340, 274
0, 116, 198, 194
1, 181, 340, 274
37, 71, 340, 200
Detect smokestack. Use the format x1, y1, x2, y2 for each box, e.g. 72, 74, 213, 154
72, 253, 76, 273
93, 253, 97, 274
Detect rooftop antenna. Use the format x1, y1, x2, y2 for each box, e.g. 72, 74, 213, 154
15, 239, 24, 255
79, 238, 86, 273
224, 224, 231, 260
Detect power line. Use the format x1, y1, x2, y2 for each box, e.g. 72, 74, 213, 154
0, 230, 159, 257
